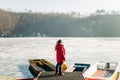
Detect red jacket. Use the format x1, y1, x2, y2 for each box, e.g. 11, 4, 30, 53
56, 43, 66, 63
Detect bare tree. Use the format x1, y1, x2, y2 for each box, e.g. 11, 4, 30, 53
0, 9, 14, 37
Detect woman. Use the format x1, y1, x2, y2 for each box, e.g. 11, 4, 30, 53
55, 39, 66, 76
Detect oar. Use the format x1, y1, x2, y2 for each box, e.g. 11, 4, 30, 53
33, 72, 42, 80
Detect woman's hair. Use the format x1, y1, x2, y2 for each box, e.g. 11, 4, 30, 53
55, 39, 62, 50
57, 39, 62, 44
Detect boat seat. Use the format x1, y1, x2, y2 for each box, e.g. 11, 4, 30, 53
39, 59, 55, 71
97, 62, 117, 71
108, 63, 117, 70
97, 63, 105, 70
30, 62, 41, 72
105, 62, 117, 71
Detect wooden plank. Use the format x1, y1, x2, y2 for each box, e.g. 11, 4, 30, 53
38, 71, 85, 80
0, 75, 16, 80
17, 78, 34, 80
66, 65, 75, 72
30, 62, 41, 72
39, 59, 55, 71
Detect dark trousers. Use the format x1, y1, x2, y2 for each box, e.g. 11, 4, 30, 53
55, 62, 63, 73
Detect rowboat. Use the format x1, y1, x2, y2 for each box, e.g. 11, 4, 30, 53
29, 59, 55, 77
66, 63, 90, 73
83, 62, 119, 80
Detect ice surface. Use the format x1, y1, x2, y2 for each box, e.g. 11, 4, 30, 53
0, 37, 120, 78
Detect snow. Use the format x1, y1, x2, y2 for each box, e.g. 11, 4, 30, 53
0, 37, 120, 78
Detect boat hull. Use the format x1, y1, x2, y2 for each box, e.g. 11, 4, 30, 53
29, 59, 55, 77
66, 63, 90, 73
84, 62, 119, 80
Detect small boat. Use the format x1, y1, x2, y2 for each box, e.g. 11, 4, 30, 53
83, 62, 119, 80
66, 63, 90, 73
29, 59, 55, 77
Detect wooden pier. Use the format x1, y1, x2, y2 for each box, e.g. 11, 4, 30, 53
38, 71, 85, 80
0, 75, 16, 80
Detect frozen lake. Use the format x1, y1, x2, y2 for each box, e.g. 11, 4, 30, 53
0, 37, 120, 78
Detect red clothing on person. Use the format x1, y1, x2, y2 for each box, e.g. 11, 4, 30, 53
55, 43, 66, 63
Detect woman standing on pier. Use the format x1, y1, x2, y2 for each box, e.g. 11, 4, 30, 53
55, 39, 66, 76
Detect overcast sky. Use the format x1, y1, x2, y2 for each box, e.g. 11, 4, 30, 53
0, 0, 120, 14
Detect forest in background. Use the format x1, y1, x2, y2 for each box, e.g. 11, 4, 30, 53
0, 8, 120, 37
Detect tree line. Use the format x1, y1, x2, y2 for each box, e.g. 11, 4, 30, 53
0, 8, 120, 37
